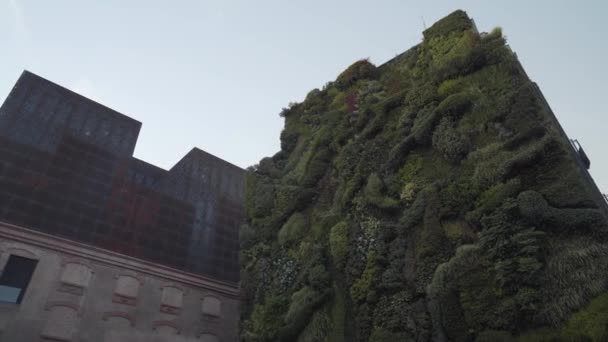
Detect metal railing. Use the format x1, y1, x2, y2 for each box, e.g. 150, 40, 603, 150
511, 57, 608, 216
570, 139, 591, 170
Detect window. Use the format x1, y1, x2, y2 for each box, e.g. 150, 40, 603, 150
58, 262, 92, 296
160, 286, 183, 315
42, 304, 78, 340
202, 296, 222, 317
0, 255, 38, 304
161, 286, 183, 308
114, 275, 139, 299
113, 275, 140, 306
60, 263, 92, 288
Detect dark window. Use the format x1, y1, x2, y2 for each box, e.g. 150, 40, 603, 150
0, 255, 38, 304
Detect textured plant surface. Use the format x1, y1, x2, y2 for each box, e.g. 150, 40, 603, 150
240, 10, 608, 342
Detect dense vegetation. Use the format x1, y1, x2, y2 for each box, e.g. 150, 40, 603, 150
240, 10, 608, 342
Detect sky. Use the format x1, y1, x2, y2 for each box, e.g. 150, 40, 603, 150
1, 0, 606, 192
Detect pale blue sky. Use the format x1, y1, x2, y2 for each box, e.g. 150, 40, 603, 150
1, 0, 606, 192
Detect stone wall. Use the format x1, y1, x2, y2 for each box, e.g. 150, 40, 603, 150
0, 222, 239, 342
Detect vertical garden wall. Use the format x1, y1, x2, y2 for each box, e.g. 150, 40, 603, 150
240, 10, 608, 342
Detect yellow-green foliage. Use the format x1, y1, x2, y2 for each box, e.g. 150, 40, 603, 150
248, 295, 289, 341
442, 220, 474, 243
400, 182, 418, 203
329, 91, 347, 111
351, 251, 379, 303
336, 59, 377, 89
327, 86, 340, 98
363, 173, 399, 210
278, 212, 308, 246
427, 245, 481, 341
423, 10, 474, 39
286, 287, 318, 323
398, 153, 423, 184
397, 154, 425, 203
476, 178, 520, 208
435, 91, 474, 117
280, 284, 330, 341
296, 309, 330, 342
437, 78, 464, 97
537, 238, 608, 326
426, 30, 477, 71
329, 285, 346, 342
465, 135, 552, 193
519, 293, 608, 342
246, 174, 275, 219
419, 151, 455, 184
466, 178, 520, 223
284, 136, 310, 174
310, 210, 340, 240
329, 221, 349, 269
369, 327, 408, 342
517, 190, 606, 233
561, 293, 608, 341
432, 117, 471, 162
288, 137, 318, 183
416, 189, 445, 259
487, 27, 503, 40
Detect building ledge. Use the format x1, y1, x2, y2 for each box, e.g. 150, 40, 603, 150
0, 221, 240, 298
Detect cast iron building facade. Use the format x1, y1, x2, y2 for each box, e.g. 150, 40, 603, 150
0, 71, 244, 342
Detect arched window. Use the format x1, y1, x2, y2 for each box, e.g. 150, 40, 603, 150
113, 275, 140, 306
201, 296, 222, 317
152, 320, 180, 337
59, 262, 92, 295
42, 303, 79, 341
160, 285, 183, 315
60, 263, 92, 288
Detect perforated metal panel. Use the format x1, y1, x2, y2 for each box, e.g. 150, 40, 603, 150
0, 71, 244, 283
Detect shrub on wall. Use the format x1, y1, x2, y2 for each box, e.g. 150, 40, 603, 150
336, 59, 378, 90
432, 117, 471, 162
329, 221, 349, 269
278, 212, 308, 246
240, 9, 608, 341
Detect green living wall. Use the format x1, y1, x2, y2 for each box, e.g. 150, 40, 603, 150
240, 10, 608, 342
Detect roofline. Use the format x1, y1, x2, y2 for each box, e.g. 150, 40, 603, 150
21, 70, 142, 127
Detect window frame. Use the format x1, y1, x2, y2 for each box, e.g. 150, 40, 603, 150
0, 254, 39, 304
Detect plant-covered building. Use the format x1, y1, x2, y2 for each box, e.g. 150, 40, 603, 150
241, 10, 608, 341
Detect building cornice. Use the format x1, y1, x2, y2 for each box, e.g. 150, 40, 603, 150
0, 221, 240, 298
